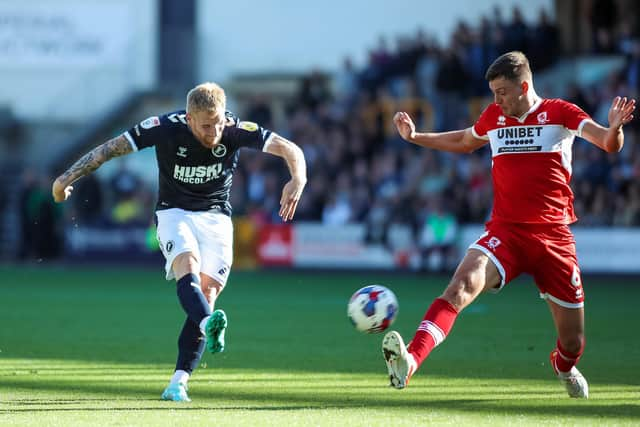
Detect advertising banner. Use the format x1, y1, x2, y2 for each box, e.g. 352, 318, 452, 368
256, 223, 293, 267
65, 222, 640, 274
0, 2, 131, 67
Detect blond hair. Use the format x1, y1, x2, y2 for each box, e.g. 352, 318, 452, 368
186, 82, 226, 113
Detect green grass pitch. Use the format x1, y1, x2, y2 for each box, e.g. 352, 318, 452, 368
0, 265, 638, 426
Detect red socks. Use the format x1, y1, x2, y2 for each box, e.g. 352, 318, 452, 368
408, 298, 459, 366
553, 338, 584, 373
407, 298, 584, 374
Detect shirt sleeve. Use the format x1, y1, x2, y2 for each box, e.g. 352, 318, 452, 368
124, 115, 166, 151
561, 100, 591, 137
471, 104, 494, 140
224, 120, 273, 151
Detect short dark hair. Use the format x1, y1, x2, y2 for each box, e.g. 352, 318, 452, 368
485, 51, 532, 82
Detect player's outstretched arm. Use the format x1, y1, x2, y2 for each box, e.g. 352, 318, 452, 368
264, 133, 307, 222
581, 96, 636, 153
393, 112, 487, 154
52, 134, 133, 202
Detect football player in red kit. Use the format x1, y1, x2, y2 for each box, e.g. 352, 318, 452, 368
382, 51, 635, 398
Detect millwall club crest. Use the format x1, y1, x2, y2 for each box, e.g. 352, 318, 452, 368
212, 144, 227, 157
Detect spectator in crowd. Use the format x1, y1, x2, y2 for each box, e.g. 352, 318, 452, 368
333, 56, 360, 115
589, 0, 619, 53
245, 94, 274, 130
70, 173, 103, 225
108, 161, 148, 225
20, 170, 63, 260
18, 169, 38, 260
415, 194, 459, 272
298, 68, 332, 113
529, 9, 559, 71
624, 40, 640, 99
503, 7, 529, 55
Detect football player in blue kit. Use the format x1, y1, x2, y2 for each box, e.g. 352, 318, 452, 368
52, 82, 307, 402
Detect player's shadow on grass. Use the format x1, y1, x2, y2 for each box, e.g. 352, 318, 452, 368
1, 377, 638, 420
1, 405, 344, 413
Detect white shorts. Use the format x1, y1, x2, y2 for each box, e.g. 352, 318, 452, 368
156, 208, 233, 285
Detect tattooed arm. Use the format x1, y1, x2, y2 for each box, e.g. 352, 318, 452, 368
52, 134, 133, 202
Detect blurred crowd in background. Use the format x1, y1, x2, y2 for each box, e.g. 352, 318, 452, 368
17, 4, 640, 267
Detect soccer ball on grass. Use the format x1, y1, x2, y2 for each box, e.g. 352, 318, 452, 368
347, 285, 398, 333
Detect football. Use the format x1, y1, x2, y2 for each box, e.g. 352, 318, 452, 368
347, 285, 398, 333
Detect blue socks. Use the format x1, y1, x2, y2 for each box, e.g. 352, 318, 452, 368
176, 317, 206, 373
175, 273, 211, 375
176, 273, 211, 325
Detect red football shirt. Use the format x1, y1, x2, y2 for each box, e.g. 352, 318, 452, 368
472, 98, 591, 224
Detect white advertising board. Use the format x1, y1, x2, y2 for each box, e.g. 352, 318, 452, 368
289, 223, 640, 273
292, 223, 395, 269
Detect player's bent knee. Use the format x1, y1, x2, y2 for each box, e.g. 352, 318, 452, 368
560, 334, 585, 355
172, 252, 200, 278
202, 281, 223, 301
442, 278, 480, 310
200, 274, 224, 304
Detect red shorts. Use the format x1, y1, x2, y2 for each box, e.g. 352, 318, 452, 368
470, 221, 584, 308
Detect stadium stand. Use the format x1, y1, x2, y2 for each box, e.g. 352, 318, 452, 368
5, 2, 640, 265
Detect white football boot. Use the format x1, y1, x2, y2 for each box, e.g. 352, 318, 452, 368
550, 350, 589, 398
382, 331, 417, 389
